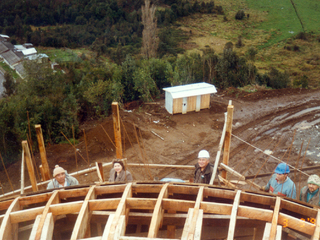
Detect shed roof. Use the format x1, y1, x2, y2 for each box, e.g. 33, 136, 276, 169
14, 62, 26, 79
22, 48, 37, 56
163, 82, 217, 99
1, 50, 21, 66
0, 69, 5, 96
0, 42, 9, 54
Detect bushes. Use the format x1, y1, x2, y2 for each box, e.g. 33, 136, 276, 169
256, 68, 290, 89
293, 75, 308, 89
235, 10, 245, 20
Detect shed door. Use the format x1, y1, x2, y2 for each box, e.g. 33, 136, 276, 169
182, 97, 188, 114
196, 95, 201, 112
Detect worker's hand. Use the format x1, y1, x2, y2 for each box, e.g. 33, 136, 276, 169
260, 186, 266, 191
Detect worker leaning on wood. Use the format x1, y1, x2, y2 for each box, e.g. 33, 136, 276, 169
47, 165, 79, 189
194, 150, 214, 184
261, 163, 296, 199
300, 174, 320, 206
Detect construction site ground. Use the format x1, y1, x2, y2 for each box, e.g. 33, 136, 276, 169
1, 87, 320, 199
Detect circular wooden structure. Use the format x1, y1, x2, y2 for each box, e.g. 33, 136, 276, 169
0, 182, 319, 240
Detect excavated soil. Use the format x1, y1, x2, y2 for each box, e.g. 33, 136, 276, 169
1, 87, 320, 199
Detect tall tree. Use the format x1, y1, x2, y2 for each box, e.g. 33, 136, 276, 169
141, 0, 158, 59
2, 73, 16, 97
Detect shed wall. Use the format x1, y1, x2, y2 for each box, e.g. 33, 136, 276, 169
165, 92, 173, 114
172, 94, 211, 114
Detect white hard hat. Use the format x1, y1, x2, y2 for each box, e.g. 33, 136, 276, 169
198, 150, 210, 158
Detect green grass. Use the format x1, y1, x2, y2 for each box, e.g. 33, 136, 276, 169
244, 0, 320, 48
37, 48, 83, 63
245, 0, 303, 48
0, 62, 19, 79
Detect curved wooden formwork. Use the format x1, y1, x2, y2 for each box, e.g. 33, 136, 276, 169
0, 182, 319, 240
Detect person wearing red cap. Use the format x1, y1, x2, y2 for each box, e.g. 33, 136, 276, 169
47, 165, 79, 189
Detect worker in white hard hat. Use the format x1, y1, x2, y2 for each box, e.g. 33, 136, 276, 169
194, 150, 213, 184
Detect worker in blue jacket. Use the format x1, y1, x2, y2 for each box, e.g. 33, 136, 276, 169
261, 163, 296, 199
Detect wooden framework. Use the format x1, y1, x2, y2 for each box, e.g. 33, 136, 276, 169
0, 182, 319, 240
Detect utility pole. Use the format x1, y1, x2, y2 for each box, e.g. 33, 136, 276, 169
112, 102, 123, 159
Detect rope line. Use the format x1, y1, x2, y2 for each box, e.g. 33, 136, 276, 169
231, 133, 309, 177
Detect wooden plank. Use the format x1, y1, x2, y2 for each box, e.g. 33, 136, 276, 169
240, 192, 275, 206
70, 185, 96, 240
10, 206, 45, 224
312, 208, 320, 240
262, 222, 271, 240
278, 212, 315, 236
106, 183, 132, 240
114, 215, 126, 239
95, 184, 126, 196
200, 201, 233, 215
270, 197, 281, 240
29, 215, 41, 240
276, 225, 282, 240
96, 162, 105, 183
19, 192, 53, 206
0, 197, 20, 240
218, 175, 236, 188
173, 98, 183, 114
227, 190, 241, 240
200, 94, 210, 109
89, 198, 121, 211
221, 104, 233, 179
128, 163, 195, 170
187, 96, 197, 112
40, 213, 54, 240
204, 187, 236, 200
120, 237, 179, 240
148, 183, 169, 238
58, 187, 90, 199
281, 198, 317, 218
237, 206, 273, 222
102, 214, 114, 240
21, 149, 25, 194
194, 209, 203, 240
162, 199, 195, 212
34, 190, 59, 240
167, 185, 199, 195
210, 112, 227, 185
112, 102, 122, 159
283, 227, 310, 240
126, 198, 157, 210
167, 210, 176, 239
50, 201, 83, 216
0, 199, 14, 211
181, 208, 194, 240
133, 184, 163, 194
35, 125, 51, 181
185, 187, 204, 240
22, 141, 38, 192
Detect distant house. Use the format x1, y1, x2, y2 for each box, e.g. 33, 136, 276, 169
22, 48, 37, 57
0, 34, 9, 42
163, 82, 217, 114
23, 43, 33, 48
1, 50, 21, 68
14, 62, 26, 79
0, 42, 9, 55
25, 53, 49, 63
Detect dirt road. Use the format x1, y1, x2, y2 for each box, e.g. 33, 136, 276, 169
1, 88, 320, 196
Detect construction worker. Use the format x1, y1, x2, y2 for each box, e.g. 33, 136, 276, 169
108, 160, 133, 182
194, 150, 213, 184
262, 162, 296, 199
300, 174, 320, 206
47, 165, 79, 189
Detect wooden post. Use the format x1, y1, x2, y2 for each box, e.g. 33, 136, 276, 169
22, 141, 38, 192
96, 162, 105, 183
221, 101, 234, 179
35, 125, 51, 181
112, 102, 123, 159
20, 150, 25, 195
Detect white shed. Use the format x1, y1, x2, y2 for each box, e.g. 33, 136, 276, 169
163, 82, 217, 114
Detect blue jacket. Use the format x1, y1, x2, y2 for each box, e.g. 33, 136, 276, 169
265, 174, 296, 199
47, 171, 79, 189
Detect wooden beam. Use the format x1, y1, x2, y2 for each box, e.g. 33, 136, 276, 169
270, 197, 281, 240
89, 198, 121, 211
201, 202, 233, 215
22, 140, 38, 192
95, 184, 126, 196
220, 163, 262, 190
262, 222, 271, 240
30, 214, 55, 240
96, 162, 105, 183
50, 201, 83, 216
283, 227, 310, 240
276, 225, 282, 240
218, 175, 236, 188
10, 206, 44, 224
204, 187, 236, 200
240, 192, 275, 206
162, 199, 195, 213
119, 238, 179, 240
19, 192, 53, 206
58, 187, 90, 199
210, 112, 227, 185
126, 198, 157, 210
21, 149, 25, 194
112, 102, 122, 159
222, 103, 234, 179
237, 206, 273, 222
29, 214, 41, 240
105, 183, 132, 240
34, 190, 60, 240
167, 185, 199, 195
35, 125, 51, 181
148, 183, 169, 238
227, 190, 241, 240
278, 212, 315, 236
281, 198, 317, 218
71, 186, 96, 240
128, 163, 194, 170
0, 197, 20, 240
312, 208, 320, 240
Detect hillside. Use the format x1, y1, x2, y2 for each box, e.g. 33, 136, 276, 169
1, 87, 320, 201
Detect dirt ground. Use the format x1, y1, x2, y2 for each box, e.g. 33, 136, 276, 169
1, 87, 320, 199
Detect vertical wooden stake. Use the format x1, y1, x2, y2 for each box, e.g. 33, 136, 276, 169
221, 102, 234, 179
96, 162, 105, 183
112, 102, 123, 159
21, 149, 25, 195
35, 125, 51, 181
22, 140, 38, 192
